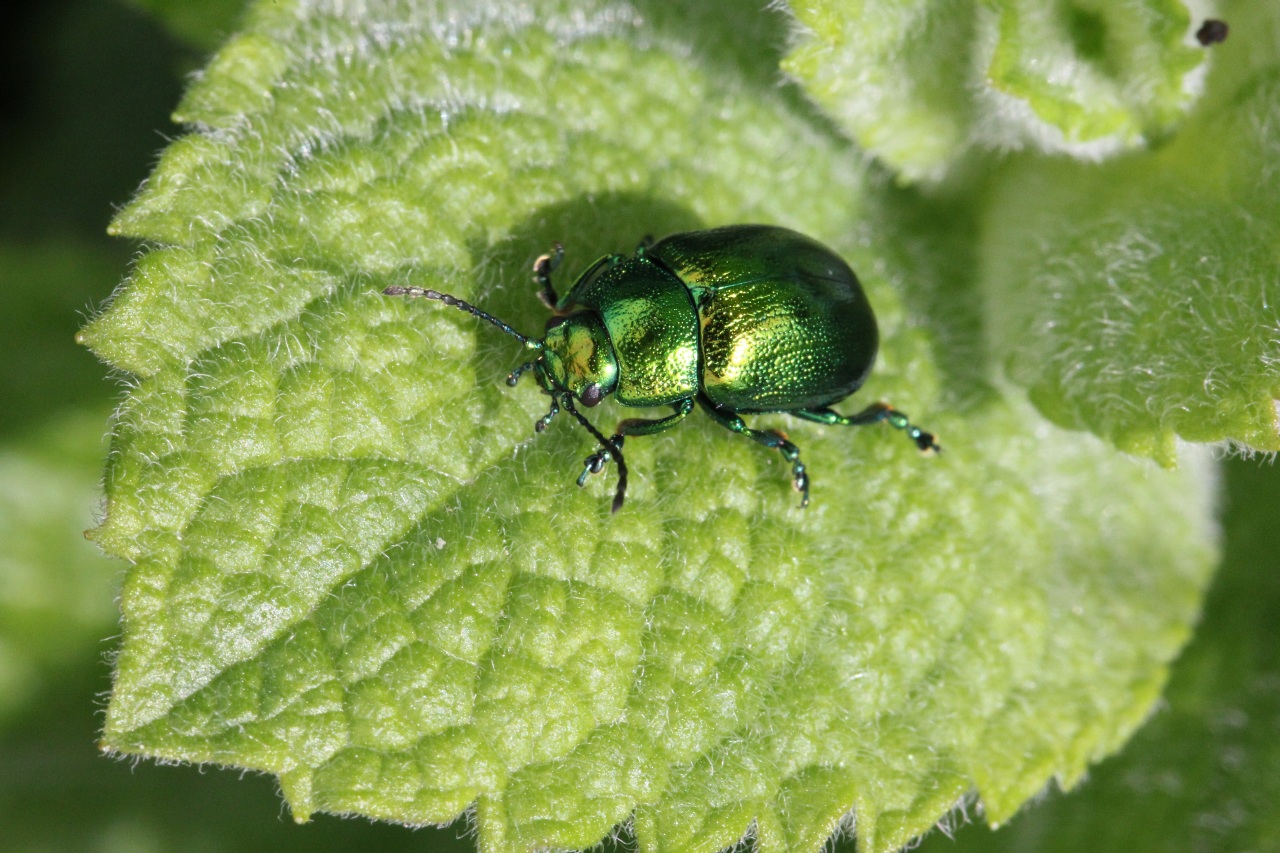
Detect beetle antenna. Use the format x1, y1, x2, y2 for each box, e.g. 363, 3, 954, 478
384, 285, 542, 350
562, 394, 628, 513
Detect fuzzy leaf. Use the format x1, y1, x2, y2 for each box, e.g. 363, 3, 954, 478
917, 456, 1280, 853
84, 2, 1218, 853
782, 0, 1208, 182
981, 0, 1280, 462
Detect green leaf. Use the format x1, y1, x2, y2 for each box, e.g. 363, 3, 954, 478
981, 0, 1280, 462
0, 408, 117, 720
916, 457, 1280, 853
782, 0, 1206, 182
83, 2, 1218, 852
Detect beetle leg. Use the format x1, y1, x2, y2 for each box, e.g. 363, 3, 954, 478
612, 398, 695, 439
576, 438, 618, 492
561, 395, 630, 512
578, 398, 695, 485
698, 398, 810, 508
507, 361, 538, 387
533, 243, 565, 310
794, 403, 941, 454
535, 397, 560, 433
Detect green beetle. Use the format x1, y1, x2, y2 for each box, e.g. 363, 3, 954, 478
385, 224, 939, 511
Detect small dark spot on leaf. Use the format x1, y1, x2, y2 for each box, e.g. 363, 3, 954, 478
1196, 19, 1228, 46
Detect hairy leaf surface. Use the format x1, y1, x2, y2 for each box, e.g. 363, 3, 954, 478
783, 0, 1207, 181
83, 2, 1220, 852
981, 0, 1280, 461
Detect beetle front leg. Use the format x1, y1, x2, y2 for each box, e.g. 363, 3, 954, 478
577, 398, 695, 486
533, 243, 564, 310
698, 397, 810, 508
507, 360, 538, 387
795, 403, 941, 453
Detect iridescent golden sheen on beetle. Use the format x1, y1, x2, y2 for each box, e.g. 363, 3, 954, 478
384, 224, 939, 512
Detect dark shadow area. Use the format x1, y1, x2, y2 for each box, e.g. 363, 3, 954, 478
0, 241, 122, 436
862, 160, 999, 412
1065, 6, 1109, 67
627, 0, 791, 89
0, 0, 192, 437
627, 0, 858, 169
366, 193, 706, 391
398, 194, 709, 465
0, 0, 192, 238
468, 192, 706, 327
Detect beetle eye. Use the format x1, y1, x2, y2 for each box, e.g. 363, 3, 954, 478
579, 383, 604, 407
544, 316, 566, 332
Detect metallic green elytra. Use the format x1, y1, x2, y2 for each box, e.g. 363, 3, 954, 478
384, 224, 940, 511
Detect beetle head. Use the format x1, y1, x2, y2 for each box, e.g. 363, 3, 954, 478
540, 312, 619, 406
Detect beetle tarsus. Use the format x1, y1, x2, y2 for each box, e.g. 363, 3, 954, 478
794, 402, 942, 455
774, 435, 809, 509
910, 427, 941, 454
535, 399, 560, 433
794, 463, 810, 509
578, 432, 624, 483
578, 449, 610, 485
562, 395, 629, 511
882, 407, 941, 454
697, 398, 813, 506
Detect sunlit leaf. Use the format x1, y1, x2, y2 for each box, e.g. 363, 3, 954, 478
81, 2, 1220, 852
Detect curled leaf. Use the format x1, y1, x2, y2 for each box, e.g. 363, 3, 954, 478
783, 0, 1207, 182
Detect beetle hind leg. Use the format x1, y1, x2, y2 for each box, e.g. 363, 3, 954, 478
795, 403, 941, 453
698, 398, 810, 508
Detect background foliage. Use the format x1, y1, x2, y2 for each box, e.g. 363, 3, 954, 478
0, 1, 1275, 852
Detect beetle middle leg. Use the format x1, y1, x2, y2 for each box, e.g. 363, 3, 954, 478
794, 403, 941, 454
697, 397, 810, 508
578, 398, 695, 487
